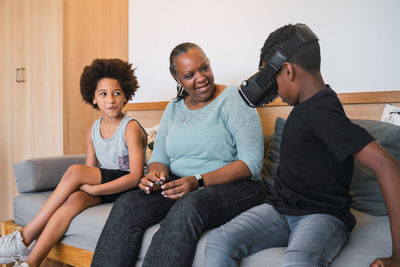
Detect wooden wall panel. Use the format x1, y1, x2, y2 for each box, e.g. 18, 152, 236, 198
63, 0, 129, 154
125, 91, 400, 136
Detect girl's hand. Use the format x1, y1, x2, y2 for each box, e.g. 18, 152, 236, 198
79, 184, 98, 196
139, 170, 168, 194
161, 176, 199, 199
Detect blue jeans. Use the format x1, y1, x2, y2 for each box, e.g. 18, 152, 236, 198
91, 177, 265, 267
205, 203, 349, 267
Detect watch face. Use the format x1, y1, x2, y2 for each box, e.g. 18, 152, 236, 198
198, 179, 204, 188
194, 175, 204, 188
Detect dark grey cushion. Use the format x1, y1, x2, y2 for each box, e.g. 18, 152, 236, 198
261, 117, 285, 191
350, 120, 400, 216
14, 154, 86, 193
260, 117, 399, 216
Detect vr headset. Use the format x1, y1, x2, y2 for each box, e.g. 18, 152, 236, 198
239, 24, 319, 107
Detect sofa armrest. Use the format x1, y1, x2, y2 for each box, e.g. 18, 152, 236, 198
14, 154, 86, 193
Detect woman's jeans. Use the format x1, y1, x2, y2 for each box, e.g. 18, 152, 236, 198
90, 176, 265, 267
205, 203, 349, 267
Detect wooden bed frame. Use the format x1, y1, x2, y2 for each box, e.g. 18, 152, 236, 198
1, 90, 399, 267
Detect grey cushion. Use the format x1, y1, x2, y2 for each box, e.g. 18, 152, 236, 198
261, 117, 285, 191
14, 192, 112, 251
14, 191, 391, 267
350, 120, 400, 216
14, 154, 86, 193
328, 209, 391, 266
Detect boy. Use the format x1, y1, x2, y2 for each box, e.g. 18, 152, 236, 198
205, 24, 400, 267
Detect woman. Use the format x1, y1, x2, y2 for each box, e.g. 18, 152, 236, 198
91, 42, 266, 267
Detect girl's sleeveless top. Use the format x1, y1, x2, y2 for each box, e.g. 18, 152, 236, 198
91, 115, 147, 172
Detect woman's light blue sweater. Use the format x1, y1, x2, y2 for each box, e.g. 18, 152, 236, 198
149, 86, 264, 182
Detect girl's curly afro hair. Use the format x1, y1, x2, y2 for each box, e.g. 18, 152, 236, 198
80, 58, 139, 110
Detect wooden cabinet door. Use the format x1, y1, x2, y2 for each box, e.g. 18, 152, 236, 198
0, 0, 23, 221
20, 0, 63, 160
0, 0, 63, 222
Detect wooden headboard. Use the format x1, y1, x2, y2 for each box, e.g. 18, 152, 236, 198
125, 91, 400, 136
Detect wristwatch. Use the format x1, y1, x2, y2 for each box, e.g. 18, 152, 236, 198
194, 174, 204, 189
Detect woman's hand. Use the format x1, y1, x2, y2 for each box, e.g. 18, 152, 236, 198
139, 170, 168, 194
79, 184, 98, 195
161, 176, 199, 199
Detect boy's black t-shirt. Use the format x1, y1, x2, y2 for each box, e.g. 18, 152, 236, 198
268, 86, 374, 231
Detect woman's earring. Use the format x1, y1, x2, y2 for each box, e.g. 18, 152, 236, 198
177, 84, 185, 98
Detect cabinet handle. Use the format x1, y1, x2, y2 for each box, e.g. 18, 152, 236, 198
21, 68, 25, 82
16, 68, 21, 82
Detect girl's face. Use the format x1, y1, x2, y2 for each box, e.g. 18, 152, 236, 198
173, 48, 215, 104
93, 78, 126, 119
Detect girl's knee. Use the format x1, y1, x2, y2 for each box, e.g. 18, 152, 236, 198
66, 164, 84, 175
62, 164, 86, 182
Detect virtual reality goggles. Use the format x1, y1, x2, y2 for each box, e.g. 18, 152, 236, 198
239, 24, 319, 107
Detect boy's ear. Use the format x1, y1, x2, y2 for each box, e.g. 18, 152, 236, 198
282, 62, 294, 81
93, 98, 97, 105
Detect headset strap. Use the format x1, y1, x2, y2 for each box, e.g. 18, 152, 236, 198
255, 29, 318, 88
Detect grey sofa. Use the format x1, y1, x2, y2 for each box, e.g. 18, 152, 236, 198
11, 119, 399, 266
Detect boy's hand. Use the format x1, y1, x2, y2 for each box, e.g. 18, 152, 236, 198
161, 176, 199, 199
139, 170, 168, 194
371, 255, 400, 267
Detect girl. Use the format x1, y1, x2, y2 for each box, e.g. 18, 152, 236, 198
0, 58, 147, 267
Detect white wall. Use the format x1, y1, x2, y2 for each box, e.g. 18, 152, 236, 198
129, 0, 400, 103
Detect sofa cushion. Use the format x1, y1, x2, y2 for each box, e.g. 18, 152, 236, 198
260, 117, 400, 216
261, 117, 285, 191
13, 154, 86, 193
144, 124, 159, 162
328, 209, 391, 266
13, 191, 391, 267
350, 119, 400, 216
14, 192, 113, 251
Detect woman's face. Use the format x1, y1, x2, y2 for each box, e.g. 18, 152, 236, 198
173, 48, 215, 103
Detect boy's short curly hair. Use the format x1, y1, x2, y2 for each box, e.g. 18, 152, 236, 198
260, 24, 321, 72
80, 58, 139, 110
